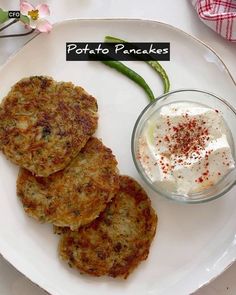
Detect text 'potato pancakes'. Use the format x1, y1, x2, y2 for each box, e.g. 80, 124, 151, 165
17, 137, 120, 230
0, 76, 98, 176
56, 176, 157, 279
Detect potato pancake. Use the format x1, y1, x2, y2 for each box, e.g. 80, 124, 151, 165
0, 76, 98, 176
56, 175, 157, 278
17, 137, 119, 230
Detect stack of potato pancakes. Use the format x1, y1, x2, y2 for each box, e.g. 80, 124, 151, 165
0, 76, 157, 279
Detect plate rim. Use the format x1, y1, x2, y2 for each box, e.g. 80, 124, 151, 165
0, 17, 235, 295
1, 17, 235, 87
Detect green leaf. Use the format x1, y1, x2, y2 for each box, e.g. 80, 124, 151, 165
20, 14, 30, 25
0, 8, 9, 24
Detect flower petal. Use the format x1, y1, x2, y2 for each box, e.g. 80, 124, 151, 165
36, 4, 50, 17
36, 19, 52, 33
24, 24, 31, 30
29, 19, 37, 29
20, 1, 35, 16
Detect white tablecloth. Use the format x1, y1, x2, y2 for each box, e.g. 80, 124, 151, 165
0, 0, 236, 294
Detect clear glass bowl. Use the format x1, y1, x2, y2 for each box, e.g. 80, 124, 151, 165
131, 89, 236, 203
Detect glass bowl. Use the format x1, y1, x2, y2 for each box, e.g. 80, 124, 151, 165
131, 89, 236, 203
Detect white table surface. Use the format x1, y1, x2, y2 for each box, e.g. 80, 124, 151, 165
0, 0, 236, 294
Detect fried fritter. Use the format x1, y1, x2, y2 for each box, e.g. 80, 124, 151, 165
17, 137, 119, 230
56, 175, 157, 279
0, 76, 98, 176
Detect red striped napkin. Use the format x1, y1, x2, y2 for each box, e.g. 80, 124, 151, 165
192, 0, 236, 41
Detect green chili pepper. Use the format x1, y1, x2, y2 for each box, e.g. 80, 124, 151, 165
105, 36, 125, 43
105, 35, 170, 94
102, 60, 155, 102
147, 61, 170, 93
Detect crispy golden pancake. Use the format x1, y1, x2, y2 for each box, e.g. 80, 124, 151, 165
0, 76, 98, 176
56, 175, 157, 278
17, 137, 119, 230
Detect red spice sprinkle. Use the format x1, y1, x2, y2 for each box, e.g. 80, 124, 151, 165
218, 172, 221, 175
161, 117, 210, 163
215, 109, 219, 113
153, 109, 226, 182
164, 135, 170, 142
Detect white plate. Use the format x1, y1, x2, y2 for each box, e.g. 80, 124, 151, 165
0, 19, 236, 295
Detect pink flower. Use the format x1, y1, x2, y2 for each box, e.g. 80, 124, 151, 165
20, 1, 52, 33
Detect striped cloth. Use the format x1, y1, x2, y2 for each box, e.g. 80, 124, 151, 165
192, 0, 236, 41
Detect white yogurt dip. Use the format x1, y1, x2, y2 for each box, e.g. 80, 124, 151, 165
138, 102, 235, 194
